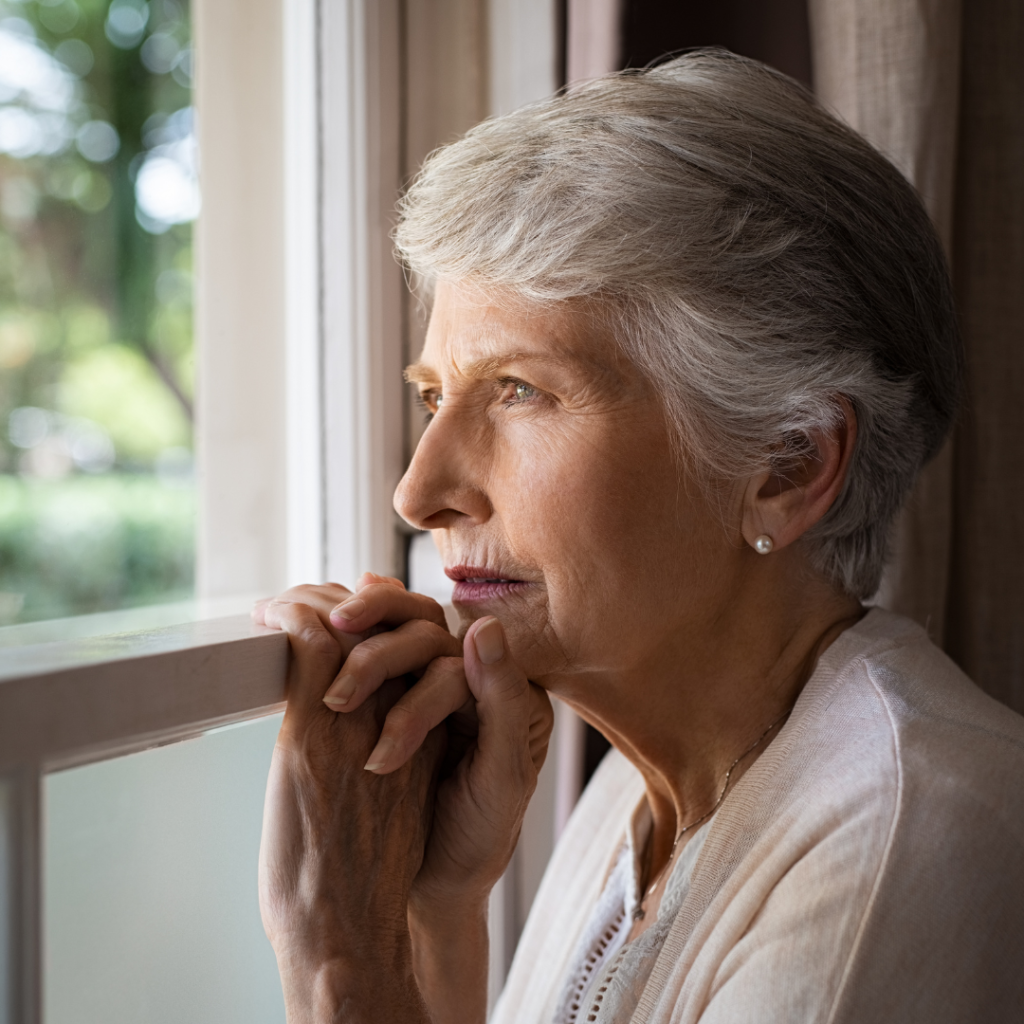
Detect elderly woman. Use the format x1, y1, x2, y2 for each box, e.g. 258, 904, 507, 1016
253, 51, 1024, 1024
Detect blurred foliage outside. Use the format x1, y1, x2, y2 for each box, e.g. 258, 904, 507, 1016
0, 473, 193, 622
0, 0, 195, 625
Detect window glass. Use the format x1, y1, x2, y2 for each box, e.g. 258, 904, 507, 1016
44, 715, 285, 1024
0, 0, 196, 625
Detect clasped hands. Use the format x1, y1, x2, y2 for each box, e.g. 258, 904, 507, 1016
252, 574, 553, 1024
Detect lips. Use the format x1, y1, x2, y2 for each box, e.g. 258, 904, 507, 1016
445, 564, 531, 604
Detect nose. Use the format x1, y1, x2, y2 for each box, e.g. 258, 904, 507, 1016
393, 409, 493, 531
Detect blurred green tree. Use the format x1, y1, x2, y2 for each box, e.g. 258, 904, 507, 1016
0, 0, 196, 623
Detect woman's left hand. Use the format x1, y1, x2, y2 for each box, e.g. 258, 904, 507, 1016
257, 593, 445, 1022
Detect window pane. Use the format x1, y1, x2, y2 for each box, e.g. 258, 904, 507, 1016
44, 715, 285, 1024
0, 0, 196, 625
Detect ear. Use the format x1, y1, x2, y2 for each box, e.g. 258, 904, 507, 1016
740, 398, 857, 554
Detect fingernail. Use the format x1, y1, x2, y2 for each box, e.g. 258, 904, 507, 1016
474, 618, 504, 665
331, 598, 366, 623
323, 674, 357, 707
364, 737, 394, 772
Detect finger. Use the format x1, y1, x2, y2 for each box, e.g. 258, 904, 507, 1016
322, 618, 461, 711
259, 583, 383, 659
362, 657, 471, 774
273, 582, 355, 633
251, 597, 273, 626
276, 582, 355, 610
356, 571, 406, 592
329, 582, 448, 634
463, 617, 553, 791
262, 600, 343, 725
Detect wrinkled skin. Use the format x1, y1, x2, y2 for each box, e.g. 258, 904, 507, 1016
257, 278, 863, 1023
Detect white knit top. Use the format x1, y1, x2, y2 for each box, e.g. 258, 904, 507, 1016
492, 609, 1024, 1024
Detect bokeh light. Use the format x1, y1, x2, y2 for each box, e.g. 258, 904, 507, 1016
0, 0, 196, 623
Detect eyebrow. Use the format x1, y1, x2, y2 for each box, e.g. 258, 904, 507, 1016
403, 362, 442, 385
403, 353, 551, 385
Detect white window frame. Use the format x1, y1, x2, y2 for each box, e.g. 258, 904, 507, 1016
0, 609, 289, 1024
0, 3, 573, 1022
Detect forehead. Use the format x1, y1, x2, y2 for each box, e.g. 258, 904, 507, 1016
407, 279, 626, 383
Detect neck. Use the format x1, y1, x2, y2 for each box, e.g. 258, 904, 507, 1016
542, 572, 863, 879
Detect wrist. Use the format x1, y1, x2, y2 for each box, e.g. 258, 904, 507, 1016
276, 931, 428, 1024
409, 884, 490, 925
408, 891, 490, 955
408, 897, 489, 1024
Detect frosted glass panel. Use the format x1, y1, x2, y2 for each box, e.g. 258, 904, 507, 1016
44, 716, 285, 1024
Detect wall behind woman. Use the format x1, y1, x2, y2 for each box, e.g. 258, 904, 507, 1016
579, 0, 1024, 715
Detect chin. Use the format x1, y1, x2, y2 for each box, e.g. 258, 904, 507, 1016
452, 602, 563, 681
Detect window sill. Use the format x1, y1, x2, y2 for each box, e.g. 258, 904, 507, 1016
0, 601, 288, 773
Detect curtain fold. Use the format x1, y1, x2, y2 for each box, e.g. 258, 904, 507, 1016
808, 0, 1024, 710
945, 0, 1024, 711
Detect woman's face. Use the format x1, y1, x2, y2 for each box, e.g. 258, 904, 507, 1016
394, 279, 741, 688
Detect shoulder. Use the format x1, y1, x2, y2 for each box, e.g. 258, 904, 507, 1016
644, 610, 1024, 1024
824, 607, 1024, 832
768, 607, 1024, 952
820, 610, 1024, 1020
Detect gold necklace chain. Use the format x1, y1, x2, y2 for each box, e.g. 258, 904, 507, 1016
633, 706, 792, 921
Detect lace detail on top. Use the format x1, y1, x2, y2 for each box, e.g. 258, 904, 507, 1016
562, 906, 628, 1023
552, 843, 634, 1024
578, 944, 628, 1022
552, 813, 711, 1024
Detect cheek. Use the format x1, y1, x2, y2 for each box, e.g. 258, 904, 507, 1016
496, 415, 684, 560
491, 417, 730, 664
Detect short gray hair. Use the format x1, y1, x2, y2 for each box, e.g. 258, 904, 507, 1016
395, 49, 962, 599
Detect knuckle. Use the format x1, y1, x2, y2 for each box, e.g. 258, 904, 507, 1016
342, 635, 393, 679
404, 617, 439, 639
340, 644, 375, 675
412, 591, 447, 618
284, 581, 351, 603
352, 631, 391, 659
357, 582, 389, 602
386, 702, 421, 732
489, 661, 527, 697
431, 655, 465, 675
302, 624, 339, 659
423, 658, 469, 700
406, 618, 460, 652
360, 583, 406, 612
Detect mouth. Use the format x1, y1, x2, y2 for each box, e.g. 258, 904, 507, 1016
445, 564, 532, 604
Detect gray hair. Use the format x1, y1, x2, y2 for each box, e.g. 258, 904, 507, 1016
395, 49, 962, 599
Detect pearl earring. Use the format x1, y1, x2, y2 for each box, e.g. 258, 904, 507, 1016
753, 535, 774, 555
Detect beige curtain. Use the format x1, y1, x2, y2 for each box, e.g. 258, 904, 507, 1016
566, 0, 624, 84
809, 0, 1024, 711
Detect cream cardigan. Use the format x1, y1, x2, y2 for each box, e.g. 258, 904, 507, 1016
493, 609, 1024, 1023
